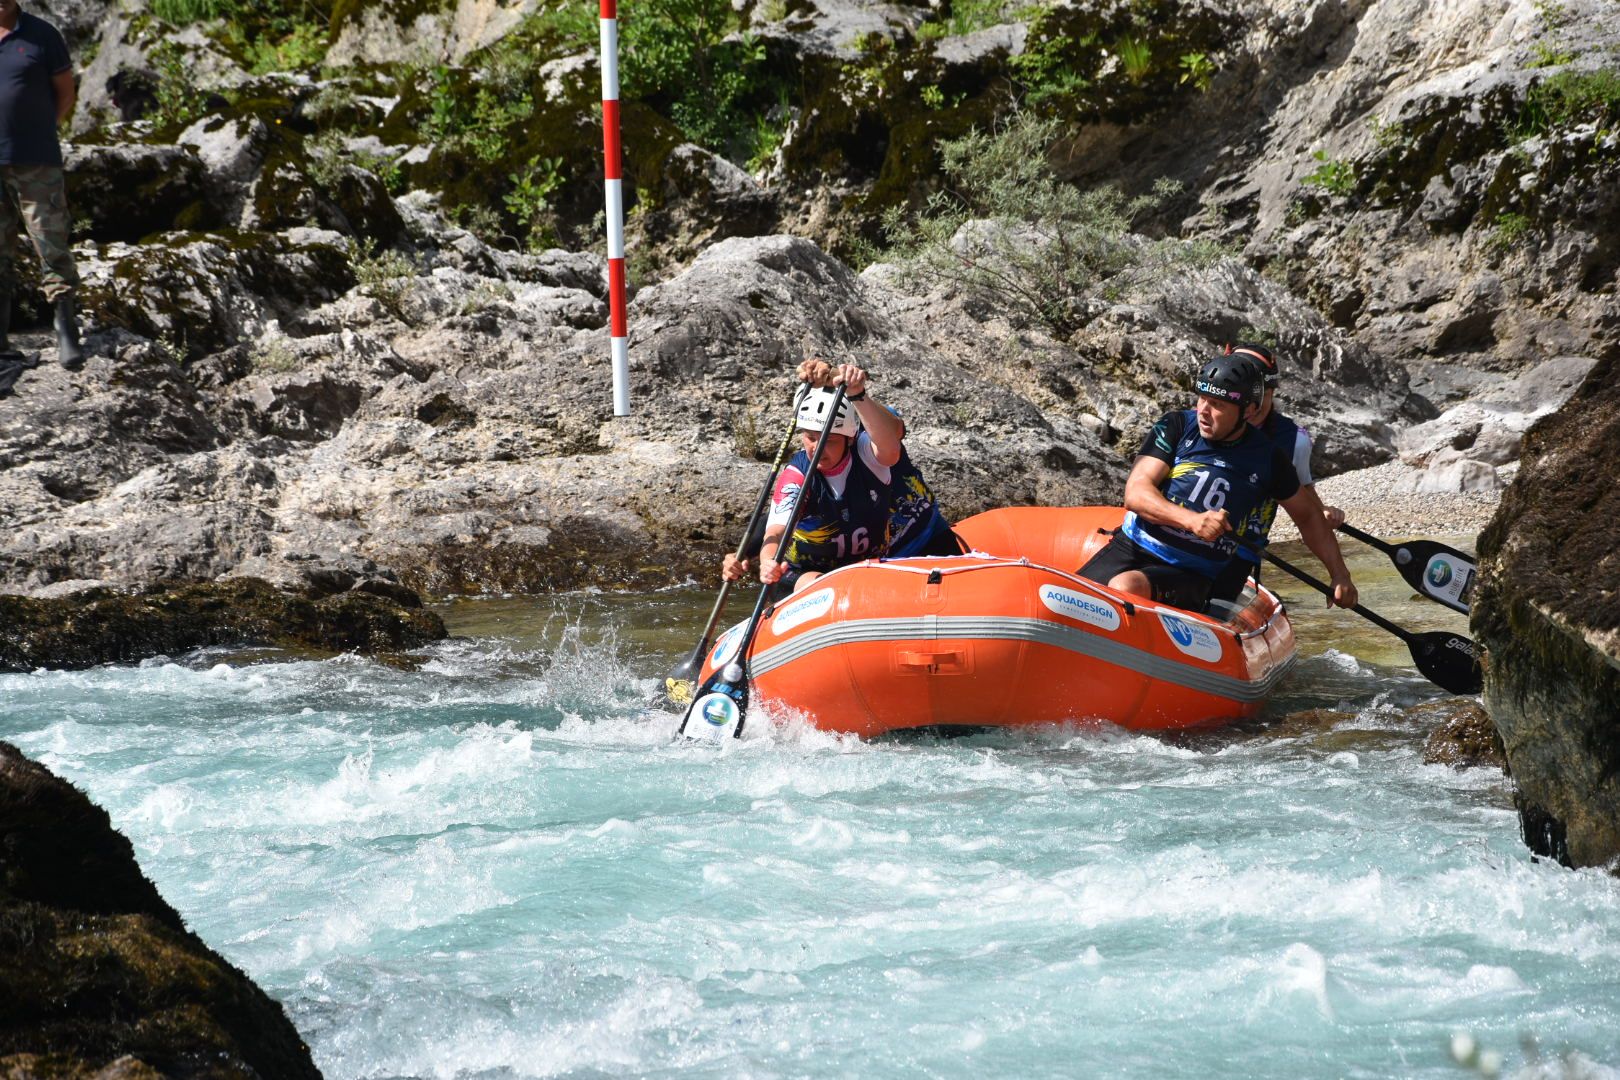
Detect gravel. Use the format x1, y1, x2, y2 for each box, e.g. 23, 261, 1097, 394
1269, 460, 1515, 543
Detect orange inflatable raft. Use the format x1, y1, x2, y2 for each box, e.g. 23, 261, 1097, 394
696, 507, 1297, 736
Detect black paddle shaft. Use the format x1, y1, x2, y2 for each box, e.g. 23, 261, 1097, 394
664, 388, 810, 704
679, 385, 849, 736
1263, 550, 1483, 695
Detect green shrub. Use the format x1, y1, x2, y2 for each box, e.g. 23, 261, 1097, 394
305, 130, 348, 191
918, 0, 1036, 40
1178, 52, 1214, 91
149, 40, 214, 131
1487, 210, 1533, 252
1516, 68, 1620, 138
244, 19, 328, 73
1301, 149, 1356, 197
349, 238, 418, 320
250, 337, 301, 373
1528, 42, 1575, 68
1009, 12, 1092, 106
505, 155, 565, 249
151, 0, 240, 23
877, 113, 1220, 339
1365, 114, 1409, 151
422, 65, 535, 164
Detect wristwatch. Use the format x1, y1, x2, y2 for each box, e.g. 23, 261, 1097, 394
847, 389, 867, 401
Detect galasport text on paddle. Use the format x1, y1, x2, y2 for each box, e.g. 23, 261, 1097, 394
1264, 551, 1484, 696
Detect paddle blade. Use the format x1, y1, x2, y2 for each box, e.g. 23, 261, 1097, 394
677, 665, 750, 742
663, 652, 703, 707
1407, 631, 1484, 695
1388, 540, 1477, 615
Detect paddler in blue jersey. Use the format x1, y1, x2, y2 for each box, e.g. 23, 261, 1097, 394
1079, 353, 1358, 614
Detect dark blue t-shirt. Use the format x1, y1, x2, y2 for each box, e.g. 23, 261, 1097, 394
0, 11, 70, 167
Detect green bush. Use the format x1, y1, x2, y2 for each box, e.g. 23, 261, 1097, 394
615, 0, 771, 152
1487, 211, 1533, 252
877, 113, 1220, 339
505, 155, 566, 249
1516, 68, 1620, 137
1178, 52, 1213, 91
1009, 11, 1093, 106
349, 238, 418, 321
149, 40, 214, 131
244, 19, 327, 73
917, 0, 1037, 40
422, 64, 535, 164
1301, 149, 1356, 197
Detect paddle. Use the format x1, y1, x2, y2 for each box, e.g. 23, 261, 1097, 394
663, 386, 810, 706
677, 384, 848, 742
1263, 550, 1484, 695
1335, 522, 1477, 615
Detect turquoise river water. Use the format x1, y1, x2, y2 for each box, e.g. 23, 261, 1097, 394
2, 547, 1617, 1079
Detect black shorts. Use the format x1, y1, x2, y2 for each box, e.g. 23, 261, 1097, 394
1077, 532, 1215, 612
1209, 557, 1259, 607
909, 528, 968, 557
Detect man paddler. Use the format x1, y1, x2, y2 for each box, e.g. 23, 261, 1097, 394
1079, 352, 1358, 613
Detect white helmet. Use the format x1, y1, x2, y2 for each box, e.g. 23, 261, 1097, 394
795, 387, 859, 436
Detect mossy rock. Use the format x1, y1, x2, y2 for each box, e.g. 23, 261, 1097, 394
0, 743, 323, 1077
0, 578, 445, 672
330, 0, 452, 41
84, 230, 355, 360
1417, 699, 1507, 770
382, 59, 684, 245
1474, 354, 1620, 871
65, 145, 214, 243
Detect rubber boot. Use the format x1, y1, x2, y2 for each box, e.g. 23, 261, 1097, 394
54, 295, 84, 370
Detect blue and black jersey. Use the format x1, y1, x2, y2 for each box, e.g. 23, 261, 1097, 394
1119, 410, 1301, 579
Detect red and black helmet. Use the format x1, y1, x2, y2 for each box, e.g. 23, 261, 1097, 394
1226, 341, 1279, 388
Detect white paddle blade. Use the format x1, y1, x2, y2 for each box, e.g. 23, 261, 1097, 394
681, 691, 742, 742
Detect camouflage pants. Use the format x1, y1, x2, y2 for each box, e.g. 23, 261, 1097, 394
0, 164, 80, 301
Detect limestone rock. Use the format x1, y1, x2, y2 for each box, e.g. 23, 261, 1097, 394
1474, 353, 1620, 872
65, 143, 210, 242
80, 231, 355, 359
0, 741, 323, 1077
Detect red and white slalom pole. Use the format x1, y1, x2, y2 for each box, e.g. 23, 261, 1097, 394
600, 0, 630, 416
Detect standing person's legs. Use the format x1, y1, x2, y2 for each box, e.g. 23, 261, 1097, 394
12, 165, 83, 368
0, 167, 19, 353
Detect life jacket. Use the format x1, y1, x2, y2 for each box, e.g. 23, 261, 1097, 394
1120, 410, 1288, 578
781, 442, 895, 573
1235, 410, 1308, 564
884, 449, 952, 558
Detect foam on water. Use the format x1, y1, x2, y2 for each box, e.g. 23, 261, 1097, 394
3, 612, 1618, 1079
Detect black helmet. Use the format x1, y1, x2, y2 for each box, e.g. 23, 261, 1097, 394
1226, 341, 1279, 388
1195, 354, 1265, 411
